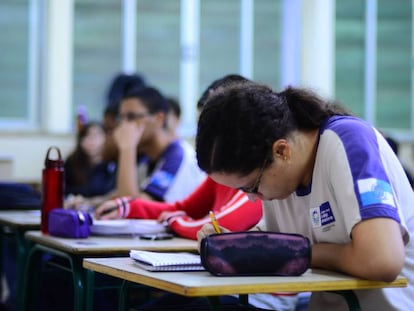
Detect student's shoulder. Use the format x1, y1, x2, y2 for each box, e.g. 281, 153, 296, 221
321, 116, 379, 149
323, 116, 373, 135
164, 139, 196, 157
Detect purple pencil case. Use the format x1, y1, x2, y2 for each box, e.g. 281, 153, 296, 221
48, 208, 92, 238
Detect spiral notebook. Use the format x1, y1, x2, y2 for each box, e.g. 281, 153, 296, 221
130, 250, 205, 272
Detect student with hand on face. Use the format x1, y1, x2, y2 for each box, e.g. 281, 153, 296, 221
114, 86, 205, 202
102, 73, 147, 162
196, 82, 414, 311
65, 73, 147, 210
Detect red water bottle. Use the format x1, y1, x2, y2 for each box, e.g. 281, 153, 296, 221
41, 146, 65, 234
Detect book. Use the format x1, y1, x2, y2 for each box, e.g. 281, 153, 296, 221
130, 250, 205, 272
90, 219, 167, 236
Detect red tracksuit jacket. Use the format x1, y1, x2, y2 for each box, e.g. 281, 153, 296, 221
125, 177, 262, 240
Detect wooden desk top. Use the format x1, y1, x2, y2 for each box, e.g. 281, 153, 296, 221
25, 230, 198, 255
0, 210, 41, 228
83, 257, 408, 297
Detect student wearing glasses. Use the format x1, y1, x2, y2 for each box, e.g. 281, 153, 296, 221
113, 85, 205, 202
196, 82, 414, 310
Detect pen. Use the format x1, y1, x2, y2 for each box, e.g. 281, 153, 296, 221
100, 197, 133, 218
100, 205, 119, 217
209, 211, 222, 234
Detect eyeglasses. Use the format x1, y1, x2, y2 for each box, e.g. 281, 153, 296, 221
238, 159, 268, 194
117, 112, 150, 122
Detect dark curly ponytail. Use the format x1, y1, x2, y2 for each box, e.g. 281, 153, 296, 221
196, 83, 351, 175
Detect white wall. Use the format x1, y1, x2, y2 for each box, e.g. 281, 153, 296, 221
0, 134, 74, 182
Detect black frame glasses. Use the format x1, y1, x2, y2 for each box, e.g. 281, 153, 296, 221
117, 112, 150, 122
238, 159, 268, 194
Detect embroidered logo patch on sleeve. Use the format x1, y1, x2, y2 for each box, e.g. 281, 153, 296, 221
357, 178, 395, 208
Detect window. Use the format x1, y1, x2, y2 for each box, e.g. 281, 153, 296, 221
335, 0, 412, 133
0, 0, 32, 130
254, 0, 282, 88
135, 0, 181, 99
1, 0, 412, 137
335, 0, 365, 117
73, 0, 123, 123
376, 0, 411, 130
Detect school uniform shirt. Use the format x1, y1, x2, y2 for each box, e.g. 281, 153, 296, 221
64, 161, 117, 197
260, 116, 414, 311
123, 177, 262, 240
121, 178, 298, 311
137, 139, 206, 202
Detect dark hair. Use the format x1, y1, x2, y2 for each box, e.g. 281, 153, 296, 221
65, 121, 105, 186
104, 73, 146, 116
385, 136, 399, 155
106, 73, 146, 105
196, 83, 351, 175
197, 74, 251, 109
167, 97, 181, 119
123, 86, 169, 115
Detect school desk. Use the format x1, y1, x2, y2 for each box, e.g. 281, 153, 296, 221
0, 210, 40, 310
83, 257, 408, 311
22, 230, 198, 311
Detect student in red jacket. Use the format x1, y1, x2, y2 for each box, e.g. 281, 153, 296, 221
95, 176, 262, 240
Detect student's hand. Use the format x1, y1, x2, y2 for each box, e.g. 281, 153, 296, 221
113, 121, 145, 151
196, 223, 229, 251
95, 200, 120, 220
64, 194, 89, 210
157, 210, 186, 225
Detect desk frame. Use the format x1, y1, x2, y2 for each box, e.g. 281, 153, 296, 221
0, 210, 40, 311
83, 257, 408, 311
22, 231, 197, 311
24, 243, 97, 311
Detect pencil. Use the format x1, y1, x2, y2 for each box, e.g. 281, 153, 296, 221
100, 205, 119, 217
209, 211, 222, 234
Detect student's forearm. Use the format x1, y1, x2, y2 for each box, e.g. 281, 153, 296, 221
116, 148, 139, 197
311, 240, 403, 282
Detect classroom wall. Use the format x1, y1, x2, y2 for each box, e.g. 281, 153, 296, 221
0, 133, 75, 183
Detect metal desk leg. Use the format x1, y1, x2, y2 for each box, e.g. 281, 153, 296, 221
85, 269, 95, 311
207, 296, 223, 311
331, 290, 361, 311
0, 227, 33, 311
238, 294, 249, 306
23, 244, 89, 311
16, 229, 33, 311
118, 280, 130, 311
71, 255, 86, 311
22, 244, 43, 311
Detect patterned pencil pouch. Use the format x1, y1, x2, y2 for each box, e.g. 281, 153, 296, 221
48, 208, 93, 238
200, 231, 311, 276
